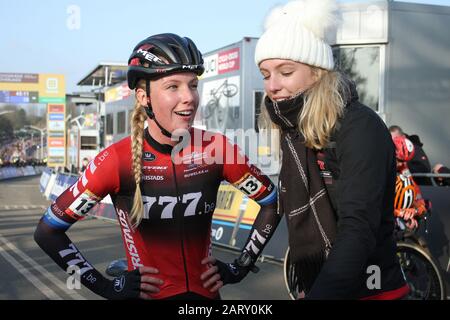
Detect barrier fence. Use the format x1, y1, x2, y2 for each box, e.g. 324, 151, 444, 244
0, 165, 46, 181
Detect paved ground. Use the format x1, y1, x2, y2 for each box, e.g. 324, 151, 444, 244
0, 176, 289, 300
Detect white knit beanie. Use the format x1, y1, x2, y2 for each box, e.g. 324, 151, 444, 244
255, 0, 340, 70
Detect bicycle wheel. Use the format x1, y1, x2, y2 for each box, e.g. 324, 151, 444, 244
396, 241, 446, 300
222, 83, 238, 98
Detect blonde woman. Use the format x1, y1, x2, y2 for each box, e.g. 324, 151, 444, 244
255, 0, 409, 299
34, 33, 279, 300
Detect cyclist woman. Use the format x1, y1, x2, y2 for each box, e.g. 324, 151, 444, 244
393, 135, 427, 230
34, 33, 279, 300
252, 0, 409, 299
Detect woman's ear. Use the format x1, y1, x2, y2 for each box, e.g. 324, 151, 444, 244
135, 88, 149, 106
311, 67, 321, 82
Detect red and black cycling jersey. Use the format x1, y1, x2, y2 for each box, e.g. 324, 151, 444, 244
42, 127, 276, 299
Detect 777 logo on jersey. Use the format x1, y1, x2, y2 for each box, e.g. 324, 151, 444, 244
65, 189, 100, 220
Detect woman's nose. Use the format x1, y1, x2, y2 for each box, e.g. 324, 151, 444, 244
181, 86, 195, 104
266, 77, 281, 94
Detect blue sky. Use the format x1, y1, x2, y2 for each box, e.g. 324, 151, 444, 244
1, 0, 449, 93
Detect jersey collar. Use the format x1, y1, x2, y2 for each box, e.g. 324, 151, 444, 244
144, 129, 174, 154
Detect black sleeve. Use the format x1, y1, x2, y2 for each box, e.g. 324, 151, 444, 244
240, 201, 281, 264
307, 107, 393, 299
34, 218, 112, 298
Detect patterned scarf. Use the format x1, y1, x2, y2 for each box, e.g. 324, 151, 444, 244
265, 94, 337, 292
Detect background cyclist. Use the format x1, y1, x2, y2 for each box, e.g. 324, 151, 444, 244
393, 135, 427, 231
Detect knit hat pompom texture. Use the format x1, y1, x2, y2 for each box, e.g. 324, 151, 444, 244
255, 0, 340, 70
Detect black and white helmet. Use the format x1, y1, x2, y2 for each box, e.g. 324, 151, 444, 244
127, 33, 204, 90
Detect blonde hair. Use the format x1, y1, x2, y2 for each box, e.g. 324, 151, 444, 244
129, 80, 147, 228
259, 68, 348, 150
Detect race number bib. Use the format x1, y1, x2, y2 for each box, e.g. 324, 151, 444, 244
66, 190, 100, 219
235, 173, 265, 198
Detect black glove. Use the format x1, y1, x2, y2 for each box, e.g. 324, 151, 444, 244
215, 254, 259, 285
102, 269, 141, 300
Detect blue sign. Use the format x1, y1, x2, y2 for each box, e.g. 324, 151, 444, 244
0, 91, 8, 103
49, 113, 64, 121
0, 90, 39, 104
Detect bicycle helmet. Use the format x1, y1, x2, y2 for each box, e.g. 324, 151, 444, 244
393, 136, 415, 162
127, 33, 204, 90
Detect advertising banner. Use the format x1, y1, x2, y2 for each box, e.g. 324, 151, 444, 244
218, 48, 240, 74
0, 90, 39, 103
201, 47, 240, 80
0, 73, 66, 168
200, 75, 240, 132
48, 138, 65, 147
105, 84, 132, 103
38, 74, 65, 103
211, 183, 289, 259
47, 103, 66, 167
0, 73, 39, 83
0, 73, 64, 103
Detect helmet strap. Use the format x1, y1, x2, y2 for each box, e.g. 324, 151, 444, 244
144, 80, 173, 139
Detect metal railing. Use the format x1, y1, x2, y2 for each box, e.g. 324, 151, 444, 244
411, 173, 450, 186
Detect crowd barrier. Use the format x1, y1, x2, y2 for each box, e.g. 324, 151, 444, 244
39, 170, 116, 216
39, 167, 53, 193
0, 165, 46, 181
48, 173, 78, 201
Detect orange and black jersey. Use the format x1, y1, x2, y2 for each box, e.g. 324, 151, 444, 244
38, 128, 276, 299
394, 166, 426, 218
395, 173, 417, 210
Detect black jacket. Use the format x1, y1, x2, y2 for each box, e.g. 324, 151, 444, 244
307, 89, 407, 299
406, 134, 432, 185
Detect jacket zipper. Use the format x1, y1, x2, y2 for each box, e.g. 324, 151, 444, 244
172, 161, 189, 292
